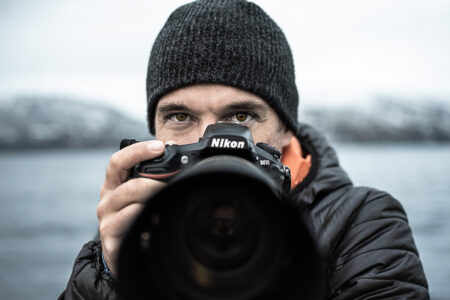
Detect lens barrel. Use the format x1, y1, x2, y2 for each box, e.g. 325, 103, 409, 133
118, 156, 324, 300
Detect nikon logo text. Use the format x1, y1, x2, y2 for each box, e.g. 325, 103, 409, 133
211, 138, 245, 149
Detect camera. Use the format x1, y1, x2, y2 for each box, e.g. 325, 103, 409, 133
120, 122, 291, 195
117, 123, 324, 300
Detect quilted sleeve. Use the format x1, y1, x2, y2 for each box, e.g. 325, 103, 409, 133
328, 190, 429, 300
58, 240, 123, 300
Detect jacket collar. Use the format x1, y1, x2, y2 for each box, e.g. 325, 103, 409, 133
290, 123, 353, 205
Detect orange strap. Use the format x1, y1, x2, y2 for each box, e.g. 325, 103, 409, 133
281, 137, 312, 189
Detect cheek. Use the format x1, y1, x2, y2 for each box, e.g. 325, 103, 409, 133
251, 127, 284, 150
155, 129, 201, 145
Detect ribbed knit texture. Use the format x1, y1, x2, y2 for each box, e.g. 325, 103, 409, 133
146, 0, 298, 134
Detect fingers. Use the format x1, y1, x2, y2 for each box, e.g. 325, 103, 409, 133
100, 202, 144, 239
97, 178, 166, 275
98, 139, 170, 276
104, 178, 166, 213
103, 140, 165, 190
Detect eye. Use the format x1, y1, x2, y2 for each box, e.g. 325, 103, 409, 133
228, 112, 253, 123
235, 113, 248, 122
170, 113, 189, 122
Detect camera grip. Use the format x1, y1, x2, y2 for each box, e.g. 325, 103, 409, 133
137, 169, 181, 181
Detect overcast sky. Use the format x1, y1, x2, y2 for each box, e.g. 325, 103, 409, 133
1, 0, 449, 119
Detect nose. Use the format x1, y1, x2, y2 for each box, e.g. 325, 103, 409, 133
197, 118, 219, 138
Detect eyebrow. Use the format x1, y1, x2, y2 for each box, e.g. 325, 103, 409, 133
156, 100, 270, 115
156, 103, 193, 115
224, 101, 268, 113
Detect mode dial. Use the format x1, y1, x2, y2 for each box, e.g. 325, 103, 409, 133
256, 142, 281, 159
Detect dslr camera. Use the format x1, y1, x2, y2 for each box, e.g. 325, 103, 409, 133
117, 123, 323, 300
121, 122, 291, 194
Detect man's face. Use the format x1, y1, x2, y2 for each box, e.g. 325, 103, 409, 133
154, 84, 293, 150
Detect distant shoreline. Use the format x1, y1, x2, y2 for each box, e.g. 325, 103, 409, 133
1, 96, 449, 148
1, 141, 449, 153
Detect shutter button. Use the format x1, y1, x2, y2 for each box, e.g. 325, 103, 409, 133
152, 149, 169, 163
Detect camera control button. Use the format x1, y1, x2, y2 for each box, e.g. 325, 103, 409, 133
152, 149, 169, 163
256, 142, 281, 159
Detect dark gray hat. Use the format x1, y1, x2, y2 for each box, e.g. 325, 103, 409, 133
146, 0, 298, 134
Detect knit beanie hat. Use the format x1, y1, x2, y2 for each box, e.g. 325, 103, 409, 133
146, 0, 299, 134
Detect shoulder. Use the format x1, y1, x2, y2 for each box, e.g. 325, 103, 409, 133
289, 123, 429, 298
304, 186, 405, 254
309, 186, 429, 299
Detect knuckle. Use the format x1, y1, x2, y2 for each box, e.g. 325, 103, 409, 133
96, 202, 105, 219
99, 216, 114, 238
109, 151, 121, 169
98, 220, 107, 236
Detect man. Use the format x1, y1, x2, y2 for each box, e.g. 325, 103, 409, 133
60, 0, 429, 299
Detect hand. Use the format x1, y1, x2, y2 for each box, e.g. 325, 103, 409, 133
97, 140, 167, 275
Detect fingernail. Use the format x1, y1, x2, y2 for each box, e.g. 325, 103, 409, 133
147, 140, 164, 151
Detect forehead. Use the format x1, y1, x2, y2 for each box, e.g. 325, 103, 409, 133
156, 84, 271, 112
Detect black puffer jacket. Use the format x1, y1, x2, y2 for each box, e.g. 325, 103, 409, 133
59, 123, 429, 299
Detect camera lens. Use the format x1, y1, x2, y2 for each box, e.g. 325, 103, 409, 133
118, 156, 324, 300
211, 205, 238, 238
185, 189, 260, 271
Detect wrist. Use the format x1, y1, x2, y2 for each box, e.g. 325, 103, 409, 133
101, 252, 115, 279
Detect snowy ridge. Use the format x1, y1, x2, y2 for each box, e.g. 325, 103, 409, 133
0, 96, 151, 149
301, 98, 450, 143
1, 96, 449, 149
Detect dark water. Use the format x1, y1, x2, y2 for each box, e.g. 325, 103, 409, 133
0, 145, 448, 299
337, 143, 450, 300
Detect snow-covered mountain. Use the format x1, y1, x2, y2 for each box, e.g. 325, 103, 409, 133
0, 96, 151, 149
0, 96, 449, 149
301, 98, 450, 143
